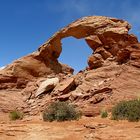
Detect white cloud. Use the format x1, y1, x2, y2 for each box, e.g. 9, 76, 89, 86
44, 0, 140, 39
46, 0, 91, 14
45, 0, 93, 22
0, 66, 5, 70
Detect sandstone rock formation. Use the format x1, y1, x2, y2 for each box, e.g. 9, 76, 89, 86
0, 16, 140, 117
35, 77, 59, 97
39, 16, 131, 59
0, 53, 73, 89
52, 78, 75, 95
38, 16, 139, 70
0, 16, 139, 88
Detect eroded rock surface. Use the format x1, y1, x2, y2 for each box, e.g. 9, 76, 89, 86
35, 78, 59, 97
39, 16, 131, 59
0, 16, 139, 88
0, 16, 140, 117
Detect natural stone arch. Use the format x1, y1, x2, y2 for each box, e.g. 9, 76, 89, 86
38, 16, 138, 69
0, 16, 138, 85
59, 36, 92, 72
38, 16, 131, 60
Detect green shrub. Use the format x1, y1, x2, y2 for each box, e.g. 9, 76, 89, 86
9, 110, 23, 120
112, 99, 140, 122
43, 101, 82, 122
100, 110, 108, 118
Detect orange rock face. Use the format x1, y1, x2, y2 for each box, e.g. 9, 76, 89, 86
0, 52, 73, 89
39, 16, 131, 60
1, 16, 139, 83
38, 16, 139, 69
0, 16, 140, 117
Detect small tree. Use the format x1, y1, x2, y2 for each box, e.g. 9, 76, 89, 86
43, 101, 81, 122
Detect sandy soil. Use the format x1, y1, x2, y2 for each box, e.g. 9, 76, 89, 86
0, 114, 140, 140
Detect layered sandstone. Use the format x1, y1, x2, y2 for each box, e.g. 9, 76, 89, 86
1, 16, 139, 87
0, 16, 140, 117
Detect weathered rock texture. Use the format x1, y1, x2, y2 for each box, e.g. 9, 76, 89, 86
39, 16, 131, 59
38, 16, 139, 70
0, 53, 73, 89
35, 78, 59, 97
0, 16, 140, 117
0, 16, 139, 88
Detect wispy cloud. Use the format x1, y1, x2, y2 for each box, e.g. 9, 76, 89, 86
119, 0, 140, 39
46, 0, 91, 14
65, 0, 92, 15
45, 0, 93, 23
44, 0, 140, 39
0, 66, 5, 70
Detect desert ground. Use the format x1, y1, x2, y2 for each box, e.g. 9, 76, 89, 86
0, 114, 140, 140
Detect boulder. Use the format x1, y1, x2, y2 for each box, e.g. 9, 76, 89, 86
85, 35, 103, 50
116, 49, 131, 64
88, 53, 104, 69
35, 77, 59, 97
94, 47, 112, 60
52, 78, 75, 95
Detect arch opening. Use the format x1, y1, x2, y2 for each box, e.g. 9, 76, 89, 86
58, 37, 92, 74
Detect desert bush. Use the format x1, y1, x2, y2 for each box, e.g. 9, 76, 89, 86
100, 110, 108, 118
9, 110, 23, 120
112, 99, 140, 122
43, 101, 82, 122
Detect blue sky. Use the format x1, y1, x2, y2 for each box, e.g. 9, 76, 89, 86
0, 0, 140, 72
